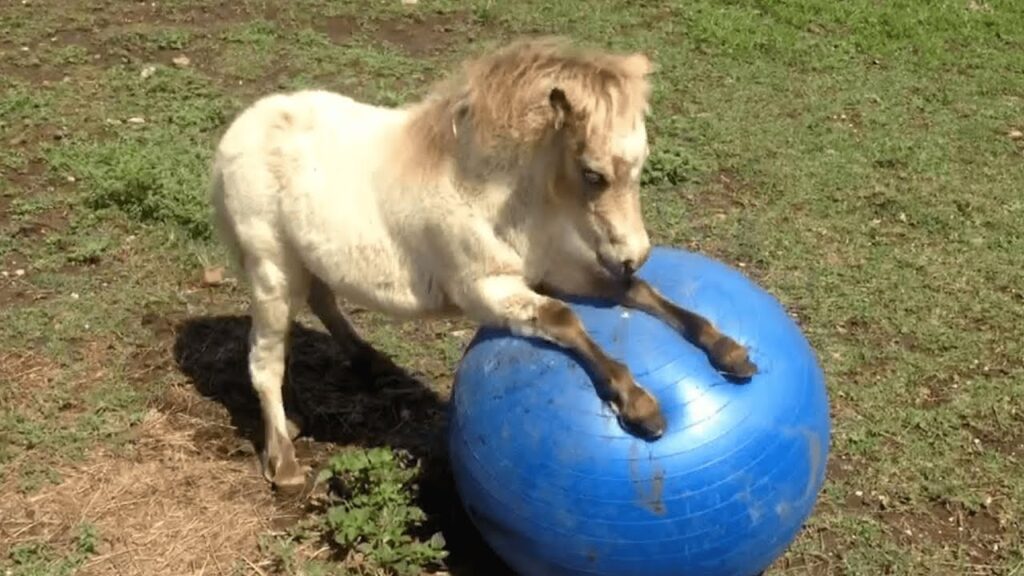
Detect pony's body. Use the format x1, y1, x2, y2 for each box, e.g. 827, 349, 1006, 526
214, 89, 609, 319
215, 91, 450, 318
212, 38, 757, 488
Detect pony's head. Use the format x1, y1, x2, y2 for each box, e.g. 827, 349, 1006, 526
448, 37, 656, 279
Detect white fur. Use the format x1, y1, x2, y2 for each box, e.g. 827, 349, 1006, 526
617, 118, 649, 181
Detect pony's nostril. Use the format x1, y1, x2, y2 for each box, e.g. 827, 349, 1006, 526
622, 259, 637, 276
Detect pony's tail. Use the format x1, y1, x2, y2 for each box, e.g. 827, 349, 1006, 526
209, 161, 246, 276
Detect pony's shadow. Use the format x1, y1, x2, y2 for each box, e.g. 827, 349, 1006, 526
171, 314, 513, 576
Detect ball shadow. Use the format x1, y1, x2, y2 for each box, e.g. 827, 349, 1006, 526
171, 314, 513, 576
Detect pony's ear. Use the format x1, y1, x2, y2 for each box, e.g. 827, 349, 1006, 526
450, 91, 471, 136
549, 87, 572, 130
453, 98, 470, 123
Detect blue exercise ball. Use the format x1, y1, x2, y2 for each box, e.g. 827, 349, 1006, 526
448, 246, 830, 576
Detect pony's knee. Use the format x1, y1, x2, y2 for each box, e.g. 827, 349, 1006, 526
246, 256, 311, 309
248, 328, 286, 387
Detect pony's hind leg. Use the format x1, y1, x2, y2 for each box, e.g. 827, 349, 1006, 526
306, 275, 381, 378
246, 256, 310, 488
307, 276, 372, 360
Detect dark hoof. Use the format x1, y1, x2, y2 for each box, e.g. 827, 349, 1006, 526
617, 388, 666, 440
618, 413, 666, 441
710, 338, 758, 381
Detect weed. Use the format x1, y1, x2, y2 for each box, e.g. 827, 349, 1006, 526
315, 448, 448, 576
43, 66, 234, 239
7, 196, 56, 220
3, 523, 100, 576
0, 81, 53, 131
46, 132, 215, 238
151, 29, 192, 51
50, 44, 91, 66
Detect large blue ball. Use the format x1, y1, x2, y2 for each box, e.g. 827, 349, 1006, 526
448, 246, 830, 576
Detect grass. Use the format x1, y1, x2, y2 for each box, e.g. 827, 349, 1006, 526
315, 448, 448, 575
5, 523, 100, 576
0, 0, 1022, 574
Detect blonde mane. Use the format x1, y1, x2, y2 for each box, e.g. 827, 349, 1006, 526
409, 37, 654, 161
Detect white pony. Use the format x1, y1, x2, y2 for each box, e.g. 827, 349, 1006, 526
210, 37, 757, 488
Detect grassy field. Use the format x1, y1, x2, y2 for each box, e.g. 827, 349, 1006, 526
1, 0, 1022, 574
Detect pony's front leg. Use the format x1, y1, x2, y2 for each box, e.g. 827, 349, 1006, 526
461, 276, 666, 439
619, 279, 757, 379
537, 277, 756, 380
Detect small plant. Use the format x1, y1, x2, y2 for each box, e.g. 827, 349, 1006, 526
316, 448, 447, 576
641, 145, 704, 188
65, 234, 111, 265
3, 523, 100, 576
151, 29, 192, 51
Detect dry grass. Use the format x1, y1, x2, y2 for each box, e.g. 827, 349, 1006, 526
0, 350, 62, 404
0, 404, 299, 576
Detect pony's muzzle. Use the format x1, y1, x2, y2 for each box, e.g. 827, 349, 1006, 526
603, 241, 651, 279
622, 244, 652, 276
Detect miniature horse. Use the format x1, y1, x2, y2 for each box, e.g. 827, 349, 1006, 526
210, 37, 757, 487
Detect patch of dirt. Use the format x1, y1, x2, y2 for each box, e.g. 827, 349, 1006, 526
678, 168, 771, 277
831, 469, 1010, 569
4, 203, 69, 242
2, 157, 46, 186
318, 9, 494, 57
0, 409, 295, 576
879, 499, 1008, 566
831, 471, 1007, 565
0, 251, 52, 307
827, 107, 864, 133
319, 14, 359, 44
142, 2, 253, 28
0, 56, 69, 85
768, 538, 833, 575
823, 452, 858, 487
367, 12, 470, 57
684, 168, 760, 215
965, 421, 1024, 460
913, 377, 959, 408
0, 350, 62, 406
2, 2, 248, 84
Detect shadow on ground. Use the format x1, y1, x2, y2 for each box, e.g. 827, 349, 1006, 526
171, 314, 514, 576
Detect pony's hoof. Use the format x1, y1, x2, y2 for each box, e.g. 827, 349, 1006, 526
269, 465, 311, 493
710, 337, 758, 380
618, 387, 666, 440
261, 452, 309, 491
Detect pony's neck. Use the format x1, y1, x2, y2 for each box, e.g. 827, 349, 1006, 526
401, 97, 460, 176
404, 88, 551, 181
403, 92, 557, 249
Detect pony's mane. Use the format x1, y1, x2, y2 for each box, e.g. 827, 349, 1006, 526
409, 37, 652, 161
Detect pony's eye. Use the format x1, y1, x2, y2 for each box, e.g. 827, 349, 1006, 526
581, 168, 606, 186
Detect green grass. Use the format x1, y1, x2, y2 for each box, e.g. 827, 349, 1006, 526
315, 448, 448, 575
4, 523, 100, 576
1, 0, 1022, 574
